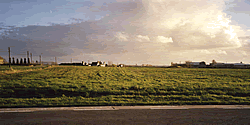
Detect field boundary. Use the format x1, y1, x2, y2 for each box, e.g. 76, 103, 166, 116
1, 105, 250, 112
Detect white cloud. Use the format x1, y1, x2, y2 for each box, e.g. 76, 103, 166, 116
236, 50, 248, 56
45, 0, 250, 63
217, 50, 227, 55
200, 49, 211, 54
115, 32, 128, 41
136, 35, 150, 42
156, 36, 173, 43
199, 49, 227, 55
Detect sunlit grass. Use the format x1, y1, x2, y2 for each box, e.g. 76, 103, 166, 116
0, 66, 250, 107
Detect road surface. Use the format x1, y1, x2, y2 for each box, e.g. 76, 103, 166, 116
1, 105, 250, 125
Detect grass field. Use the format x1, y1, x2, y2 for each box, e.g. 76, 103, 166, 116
0, 65, 47, 72
0, 66, 250, 107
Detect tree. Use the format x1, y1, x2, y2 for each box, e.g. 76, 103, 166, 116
212, 60, 216, 64
16, 58, 19, 64
24, 58, 27, 64
28, 58, 30, 64
20, 58, 23, 64
12, 57, 15, 64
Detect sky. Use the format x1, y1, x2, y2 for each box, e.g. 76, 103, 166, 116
0, 0, 250, 65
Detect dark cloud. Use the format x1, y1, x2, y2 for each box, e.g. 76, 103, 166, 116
53, 1, 95, 12
0, 0, 54, 4
0, 24, 73, 57
0, 20, 130, 58
95, 1, 139, 13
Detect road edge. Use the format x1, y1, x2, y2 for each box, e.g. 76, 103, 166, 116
1, 105, 250, 112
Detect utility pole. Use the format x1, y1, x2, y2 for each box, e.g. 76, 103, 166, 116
55, 57, 57, 65
30, 53, 32, 64
8, 47, 11, 68
27, 51, 29, 60
40, 53, 43, 65
39, 55, 41, 64
71, 58, 73, 63
26, 51, 30, 64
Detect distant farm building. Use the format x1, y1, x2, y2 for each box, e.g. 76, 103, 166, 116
142, 64, 152, 67
60, 61, 88, 66
171, 62, 187, 67
171, 61, 206, 68
100, 62, 106, 67
186, 61, 206, 68
91, 61, 106, 67
59, 62, 83, 66
233, 62, 250, 68
91, 62, 99, 66
209, 60, 250, 68
118, 64, 125, 67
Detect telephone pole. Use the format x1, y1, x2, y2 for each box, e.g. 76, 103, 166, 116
27, 51, 29, 60
55, 57, 57, 65
26, 51, 29, 64
8, 47, 11, 68
39, 55, 41, 64
40, 53, 43, 65
30, 53, 32, 64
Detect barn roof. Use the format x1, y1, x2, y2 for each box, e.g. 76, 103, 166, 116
190, 62, 200, 65
0, 56, 4, 59
234, 63, 250, 66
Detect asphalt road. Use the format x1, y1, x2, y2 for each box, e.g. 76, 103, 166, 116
1, 108, 250, 125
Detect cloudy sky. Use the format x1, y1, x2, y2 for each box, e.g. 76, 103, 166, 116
0, 0, 250, 65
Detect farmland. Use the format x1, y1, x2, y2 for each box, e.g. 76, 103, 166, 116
0, 66, 250, 107
0, 65, 48, 72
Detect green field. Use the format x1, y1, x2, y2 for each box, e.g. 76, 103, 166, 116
0, 66, 250, 107
0, 65, 47, 72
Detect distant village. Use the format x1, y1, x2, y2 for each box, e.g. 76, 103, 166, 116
1, 56, 250, 69
59, 61, 125, 67
171, 60, 250, 69
59, 60, 250, 69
